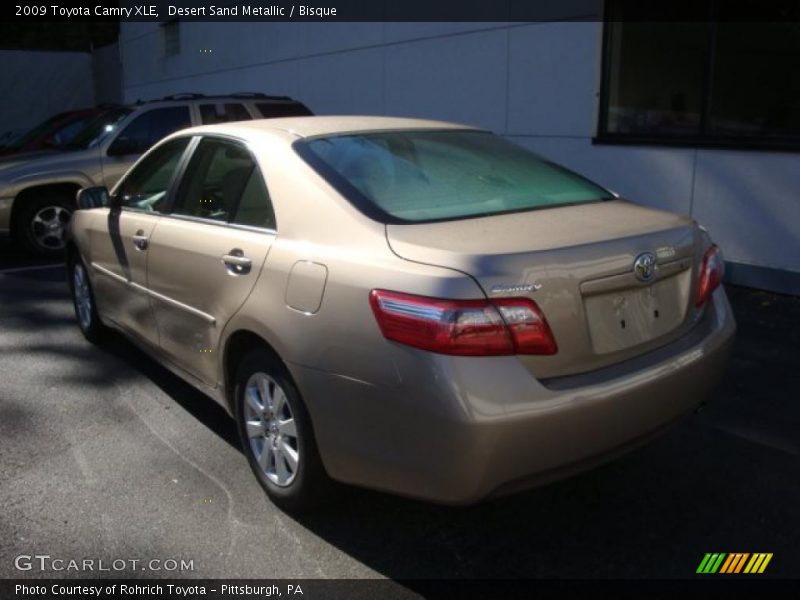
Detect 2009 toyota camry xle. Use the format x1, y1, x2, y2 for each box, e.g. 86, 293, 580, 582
67, 117, 735, 510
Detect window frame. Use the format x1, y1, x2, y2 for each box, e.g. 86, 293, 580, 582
595, 4, 800, 152
158, 133, 278, 234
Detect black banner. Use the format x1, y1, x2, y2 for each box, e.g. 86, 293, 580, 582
5, 0, 800, 23
3, 579, 800, 600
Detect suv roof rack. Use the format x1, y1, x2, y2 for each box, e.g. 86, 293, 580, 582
141, 93, 299, 105
230, 92, 292, 101
161, 93, 206, 100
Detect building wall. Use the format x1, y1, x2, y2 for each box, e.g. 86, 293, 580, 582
93, 43, 123, 106
119, 21, 800, 294
0, 46, 122, 141
0, 50, 95, 137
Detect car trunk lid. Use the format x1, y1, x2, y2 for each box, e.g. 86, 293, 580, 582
386, 199, 705, 379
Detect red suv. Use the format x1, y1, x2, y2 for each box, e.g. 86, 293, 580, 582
0, 107, 117, 157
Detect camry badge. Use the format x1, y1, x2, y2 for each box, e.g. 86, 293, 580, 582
633, 252, 657, 282
490, 283, 542, 294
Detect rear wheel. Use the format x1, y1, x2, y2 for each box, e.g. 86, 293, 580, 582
14, 194, 74, 256
234, 348, 333, 511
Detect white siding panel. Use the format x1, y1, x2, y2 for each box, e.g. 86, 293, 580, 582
507, 22, 600, 137
383, 30, 508, 131
692, 150, 800, 270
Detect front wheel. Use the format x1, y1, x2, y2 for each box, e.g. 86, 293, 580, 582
15, 195, 74, 256
68, 255, 106, 343
234, 348, 333, 511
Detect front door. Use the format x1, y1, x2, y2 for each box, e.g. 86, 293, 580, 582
89, 137, 192, 347
145, 136, 277, 385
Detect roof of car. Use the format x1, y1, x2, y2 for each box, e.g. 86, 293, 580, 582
177, 116, 481, 139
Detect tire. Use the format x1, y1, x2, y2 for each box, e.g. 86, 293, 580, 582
234, 348, 333, 511
68, 254, 106, 343
14, 194, 74, 257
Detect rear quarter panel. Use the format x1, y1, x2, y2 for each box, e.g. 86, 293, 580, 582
219, 129, 487, 384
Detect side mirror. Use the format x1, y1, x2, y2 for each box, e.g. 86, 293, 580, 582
107, 136, 142, 157
77, 186, 111, 209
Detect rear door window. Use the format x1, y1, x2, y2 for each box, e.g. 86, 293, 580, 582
230, 168, 275, 229
171, 137, 273, 228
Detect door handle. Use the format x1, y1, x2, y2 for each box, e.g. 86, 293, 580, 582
222, 249, 252, 275
132, 230, 148, 251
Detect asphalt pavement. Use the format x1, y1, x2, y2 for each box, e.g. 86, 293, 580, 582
1, 240, 799, 584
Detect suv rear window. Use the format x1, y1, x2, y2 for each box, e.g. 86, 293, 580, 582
256, 102, 313, 118
297, 130, 611, 223
199, 103, 252, 124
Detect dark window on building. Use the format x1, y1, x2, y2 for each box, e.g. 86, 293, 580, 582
162, 20, 180, 57
256, 102, 313, 118
599, 0, 800, 148
199, 103, 253, 124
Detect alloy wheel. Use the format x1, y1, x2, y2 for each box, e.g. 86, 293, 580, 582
243, 372, 300, 487
31, 205, 71, 251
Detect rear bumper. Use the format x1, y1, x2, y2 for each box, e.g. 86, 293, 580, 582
291, 287, 736, 504
0, 197, 13, 234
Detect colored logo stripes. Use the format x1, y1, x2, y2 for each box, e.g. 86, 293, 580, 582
697, 553, 773, 574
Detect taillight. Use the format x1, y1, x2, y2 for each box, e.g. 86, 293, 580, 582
369, 290, 557, 356
695, 245, 724, 307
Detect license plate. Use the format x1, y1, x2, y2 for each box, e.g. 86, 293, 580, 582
583, 271, 690, 354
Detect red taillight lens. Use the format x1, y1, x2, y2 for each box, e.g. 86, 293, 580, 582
493, 297, 559, 355
369, 290, 557, 356
695, 245, 724, 307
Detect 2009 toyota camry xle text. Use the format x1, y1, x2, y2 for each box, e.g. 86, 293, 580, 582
67, 117, 735, 510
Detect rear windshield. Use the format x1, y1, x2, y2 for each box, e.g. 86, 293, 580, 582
297, 130, 611, 223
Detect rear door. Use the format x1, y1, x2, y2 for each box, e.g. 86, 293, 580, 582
145, 136, 276, 385
89, 137, 191, 347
